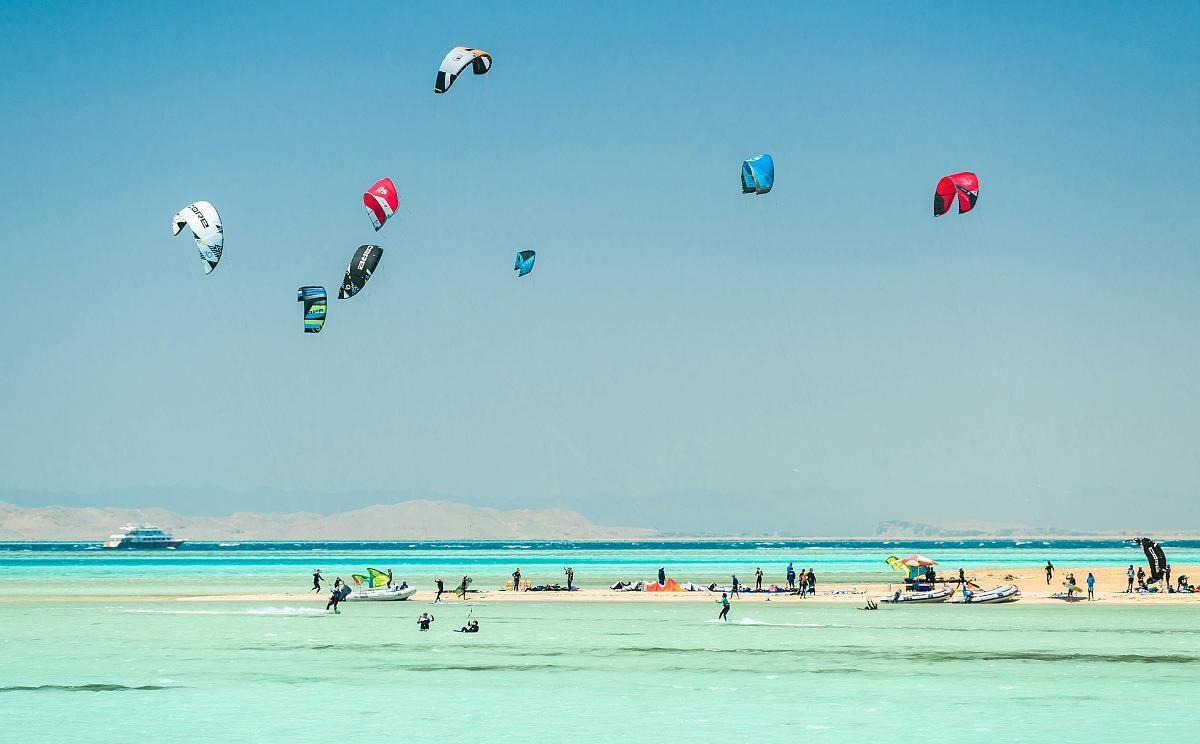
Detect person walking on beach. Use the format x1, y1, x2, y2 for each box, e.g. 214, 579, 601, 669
565, 567, 575, 591
731, 574, 740, 598
459, 575, 471, 600
311, 569, 323, 593
1086, 572, 1095, 600
434, 577, 445, 603
658, 567, 667, 585
512, 567, 522, 592
1126, 565, 1135, 592
1045, 561, 1054, 585
755, 567, 763, 591
807, 569, 817, 597
786, 563, 796, 591
717, 592, 730, 622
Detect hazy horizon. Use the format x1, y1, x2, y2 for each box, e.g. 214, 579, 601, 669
2, 2, 1197, 534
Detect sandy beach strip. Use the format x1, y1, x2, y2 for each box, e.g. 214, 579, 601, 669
11, 566, 1195, 605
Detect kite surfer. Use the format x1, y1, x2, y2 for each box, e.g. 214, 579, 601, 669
311, 569, 323, 593
716, 592, 730, 622
417, 612, 435, 631
434, 577, 445, 603
326, 578, 348, 614
456, 620, 480, 633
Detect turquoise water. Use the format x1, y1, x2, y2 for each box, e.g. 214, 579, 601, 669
1, 541, 1196, 742
1, 599, 1195, 743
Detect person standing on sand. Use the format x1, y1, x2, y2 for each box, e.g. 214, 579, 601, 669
459, 575, 471, 600
958, 568, 966, 587
1126, 565, 1135, 592
717, 592, 730, 621
512, 567, 522, 592
1086, 572, 1095, 600
312, 569, 323, 593
786, 563, 796, 591
1045, 561, 1054, 585
386, 569, 393, 589
658, 567, 667, 585
731, 574, 740, 598
755, 567, 763, 591
565, 567, 575, 591
1137, 567, 1146, 590
1165, 564, 1172, 592
434, 577, 445, 603
807, 569, 817, 597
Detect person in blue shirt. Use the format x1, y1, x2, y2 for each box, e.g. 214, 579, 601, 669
731, 574, 740, 597
786, 563, 796, 591
1086, 572, 1095, 600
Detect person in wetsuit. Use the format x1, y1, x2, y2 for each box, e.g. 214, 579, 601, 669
565, 567, 574, 591
386, 569, 393, 589
434, 577, 445, 603
755, 567, 763, 591
417, 612, 435, 630
658, 567, 666, 585
326, 578, 345, 614
458, 575, 471, 600
512, 567, 522, 592
717, 592, 730, 622
1045, 561, 1054, 585
731, 574, 740, 598
456, 620, 479, 633
311, 569, 323, 593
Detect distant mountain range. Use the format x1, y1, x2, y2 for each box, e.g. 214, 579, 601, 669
0, 500, 654, 541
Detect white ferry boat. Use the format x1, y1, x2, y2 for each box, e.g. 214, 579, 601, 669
102, 524, 184, 550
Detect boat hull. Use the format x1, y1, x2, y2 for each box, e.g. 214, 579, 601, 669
880, 586, 955, 603
102, 540, 185, 549
951, 584, 1021, 604
345, 587, 417, 602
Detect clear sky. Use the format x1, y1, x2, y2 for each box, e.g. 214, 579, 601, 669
1, 2, 1197, 533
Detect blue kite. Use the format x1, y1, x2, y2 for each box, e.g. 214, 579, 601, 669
741, 154, 774, 195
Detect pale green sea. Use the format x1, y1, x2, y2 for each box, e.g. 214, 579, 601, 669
1, 542, 1196, 742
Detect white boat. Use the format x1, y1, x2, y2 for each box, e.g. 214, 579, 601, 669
103, 524, 184, 550
951, 584, 1021, 604
880, 585, 955, 603
345, 586, 417, 602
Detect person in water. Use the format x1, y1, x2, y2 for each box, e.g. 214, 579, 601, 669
456, 620, 480, 633
755, 567, 763, 591
862, 597, 878, 610
1086, 572, 1095, 600
326, 578, 345, 614
417, 612, 435, 630
565, 567, 574, 591
311, 569, 323, 593
434, 577, 445, 603
1045, 561, 1054, 585
717, 592, 730, 622
658, 567, 666, 585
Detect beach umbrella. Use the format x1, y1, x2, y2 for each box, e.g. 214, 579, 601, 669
898, 554, 938, 567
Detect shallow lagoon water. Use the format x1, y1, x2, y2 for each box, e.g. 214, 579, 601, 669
1, 600, 1196, 743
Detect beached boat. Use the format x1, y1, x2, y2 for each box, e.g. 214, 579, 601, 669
345, 586, 417, 602
950, 584, 1021, 604
880, 585, 955, 603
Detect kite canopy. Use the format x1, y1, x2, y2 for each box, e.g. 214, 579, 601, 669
339, 245, 383, 300
351, 568, 391, 588
297, 286, 327, 333
171, 200, 223, 274
934, 171, 979, 216
741, 154, 774, 195
363, 177, 399, 231
514, 249, 536, 277
434, 46, 492, 94
1135, 538, 1167, 583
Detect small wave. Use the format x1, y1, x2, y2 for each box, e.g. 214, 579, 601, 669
704, 618, 828, 628
120, 606, 325, 617
1, 684, 173, 693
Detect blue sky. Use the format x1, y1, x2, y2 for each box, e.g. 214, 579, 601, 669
1, 2, 1197, 533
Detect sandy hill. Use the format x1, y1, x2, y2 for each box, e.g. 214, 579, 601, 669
0, 500, 654, 541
